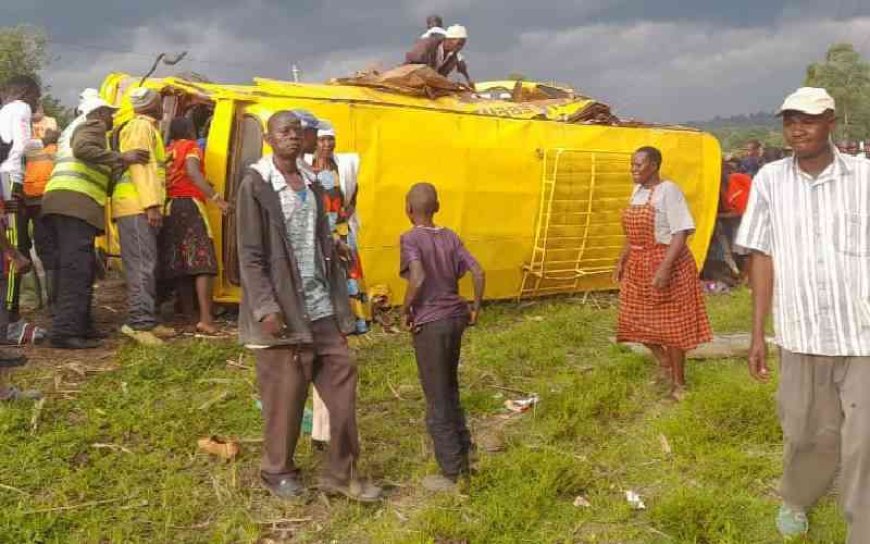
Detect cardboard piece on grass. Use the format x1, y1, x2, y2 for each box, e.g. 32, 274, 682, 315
197, 436, 240, 460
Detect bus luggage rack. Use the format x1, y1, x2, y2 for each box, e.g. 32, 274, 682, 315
519, 148, 633, 299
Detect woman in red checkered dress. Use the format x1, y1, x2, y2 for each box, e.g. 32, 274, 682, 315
615, 146, 712, 400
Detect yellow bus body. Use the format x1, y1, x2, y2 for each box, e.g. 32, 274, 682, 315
99, 73, 721, 303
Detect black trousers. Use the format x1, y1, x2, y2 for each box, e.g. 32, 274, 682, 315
43, 214, 97, 339
20, 203, 51, 266
412, 316, 471, 478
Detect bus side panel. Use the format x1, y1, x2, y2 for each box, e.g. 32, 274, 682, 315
218, 99, 720, 304
207, 99, 238, 302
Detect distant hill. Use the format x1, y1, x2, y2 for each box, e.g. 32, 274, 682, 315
682, 112, 782, 153
683, 111, 778, 130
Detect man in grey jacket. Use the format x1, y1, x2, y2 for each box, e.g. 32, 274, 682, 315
236, 111, 381, 502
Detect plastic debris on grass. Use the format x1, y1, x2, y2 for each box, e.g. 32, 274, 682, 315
573, 495, 592, 508
504, 394, 539, 413
625, 490, 647, 510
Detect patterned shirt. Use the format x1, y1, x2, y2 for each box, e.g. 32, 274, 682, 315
252, 156, 334, 322
736, 149, 870, 356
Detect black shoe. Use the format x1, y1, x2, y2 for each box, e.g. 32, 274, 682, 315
50, 337, 101, 350
84, 329, 110, 340
261, 475, 305, 500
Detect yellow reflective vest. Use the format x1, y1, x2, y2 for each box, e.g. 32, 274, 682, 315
43, 139, 112, 207
111, 115, 166, 219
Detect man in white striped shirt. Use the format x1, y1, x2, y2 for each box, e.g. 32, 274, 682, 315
736, 87, 870, 543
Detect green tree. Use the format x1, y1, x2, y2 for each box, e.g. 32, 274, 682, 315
0, 25, 74, 128
0, 25, 47, 83
805, 43, 870, 140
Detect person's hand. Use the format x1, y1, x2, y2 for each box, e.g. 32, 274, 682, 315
120, 149, 150, 167
402, 308, 415, 331
652, 265, 670, 289
613, 257, 627, 283
213, 196, 232, 215
145, 206, 163, 229
7, 250, 30, 274
260, 313, 285, 337
468, 302, 481, 326
335, 240, 352, 262
748, 336, 770, 382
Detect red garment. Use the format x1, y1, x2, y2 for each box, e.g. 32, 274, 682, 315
724, 173, 752, 215
616, 185, 712, 351
166, 139, 206, 201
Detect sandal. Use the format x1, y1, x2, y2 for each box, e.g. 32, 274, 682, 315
194, 323, 227, 338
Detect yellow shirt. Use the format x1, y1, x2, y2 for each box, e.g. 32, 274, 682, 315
112, 114, 166, 219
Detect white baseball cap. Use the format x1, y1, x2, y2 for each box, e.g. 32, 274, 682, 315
79, 96, 118, 116
445, 24, 468, 39
778, 87, 836, 116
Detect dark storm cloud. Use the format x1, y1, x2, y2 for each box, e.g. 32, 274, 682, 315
5, 0, 870, 121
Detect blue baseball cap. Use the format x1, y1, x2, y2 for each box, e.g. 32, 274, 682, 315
291, 109, 321, 130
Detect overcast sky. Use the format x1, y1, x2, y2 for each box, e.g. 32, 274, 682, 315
6, 0, 870, 122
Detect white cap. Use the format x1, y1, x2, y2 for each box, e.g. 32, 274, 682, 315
778, 87, 836, 116
79, 95, 117, 116
445, 24, 468, 39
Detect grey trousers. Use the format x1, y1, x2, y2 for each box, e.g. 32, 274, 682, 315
117, 214, 158, 330
778, 349, 870, 543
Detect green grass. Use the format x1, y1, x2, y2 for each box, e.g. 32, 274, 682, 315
0, 288, 847, 543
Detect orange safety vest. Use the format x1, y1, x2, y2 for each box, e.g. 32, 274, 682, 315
24, 144, 58, 199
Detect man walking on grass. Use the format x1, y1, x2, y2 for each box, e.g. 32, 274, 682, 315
737, 87, 870, 543
236, 111, 381, 503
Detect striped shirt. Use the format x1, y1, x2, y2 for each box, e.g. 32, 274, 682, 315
736, 149, 870, 356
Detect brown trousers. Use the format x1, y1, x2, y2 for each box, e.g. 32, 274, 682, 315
254, 318, 359, 484
778, 349, 870, 543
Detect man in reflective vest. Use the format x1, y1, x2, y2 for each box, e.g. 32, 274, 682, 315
113, 88, 171, 346
41, 96, 149, 349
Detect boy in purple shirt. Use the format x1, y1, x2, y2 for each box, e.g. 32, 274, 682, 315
400, 182, 485, 492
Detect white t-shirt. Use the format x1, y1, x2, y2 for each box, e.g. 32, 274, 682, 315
629, 180, 695, 245
0, 100, 33, 185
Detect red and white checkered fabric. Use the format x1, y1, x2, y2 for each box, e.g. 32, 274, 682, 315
616, 185, 712, 351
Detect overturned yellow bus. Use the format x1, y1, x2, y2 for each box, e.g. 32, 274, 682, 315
99, 73, 721, 303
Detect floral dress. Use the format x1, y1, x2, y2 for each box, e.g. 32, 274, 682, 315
316, 168, 370, 334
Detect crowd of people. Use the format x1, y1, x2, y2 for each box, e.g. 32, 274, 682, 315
1, 17, 868, 538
